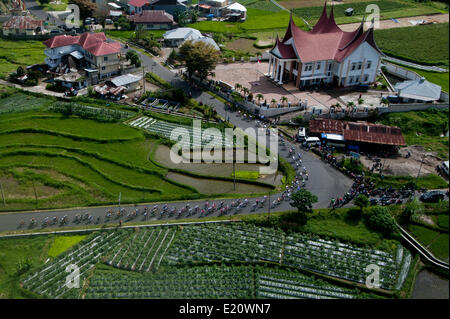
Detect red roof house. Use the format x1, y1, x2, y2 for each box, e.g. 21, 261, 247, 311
128, 10, 174, 29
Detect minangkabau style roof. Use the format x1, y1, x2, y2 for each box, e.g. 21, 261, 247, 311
270, 2, 383, 63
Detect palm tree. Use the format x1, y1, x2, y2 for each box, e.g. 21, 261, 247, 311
256, 93, 264, 105
280, 96, 288, 107
270, 98, 277, 108
242, 87, 249, 97
234, 83, 242, 92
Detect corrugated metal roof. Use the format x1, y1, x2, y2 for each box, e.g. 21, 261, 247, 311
309, 118, 405, 146
109, 74, 141, 87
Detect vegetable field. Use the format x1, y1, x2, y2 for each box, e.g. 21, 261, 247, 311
21, 222, 412, 298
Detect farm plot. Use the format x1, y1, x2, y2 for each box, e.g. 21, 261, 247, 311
163, 223, 284, 264
22, 230, 130, 299
85, 264, 254, 299
0, 93, 53, 115
106, 226, 177, 272
282, 233, 404, 290
128, 116, 232, 148
163, 223, 410, 290
255, 266, 361, 299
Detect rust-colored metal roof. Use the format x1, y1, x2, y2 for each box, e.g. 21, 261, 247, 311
309, 118, 405, 146
309, 118, 345, 135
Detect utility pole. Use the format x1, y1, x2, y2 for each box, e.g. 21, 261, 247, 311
142, 67, 145, 93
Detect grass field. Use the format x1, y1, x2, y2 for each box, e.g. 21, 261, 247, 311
189, 8, 305, 33
0, 38, 46, 77
47, 235, 87, 258
0, 88, 205, 211
0, 235, 52, 298
37, 0, 68, 11
378, 109, 449, 160
406, 224, 449, 261
292, 0, 442, 25
375, 23, 449, 68
232, 170, 260, 179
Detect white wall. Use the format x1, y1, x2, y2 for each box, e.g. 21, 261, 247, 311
340, 41, 381, 86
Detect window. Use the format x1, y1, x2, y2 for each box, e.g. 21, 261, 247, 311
104, 56, 108, 61
366, 61, 371, 69
351, 63, 356, 71
349, 77, 353, 84
101, 66, 106, 70
357, 62, 362, 70
328, 63, 332, 71
316, 63, 320, 70
364, 74, 369, 82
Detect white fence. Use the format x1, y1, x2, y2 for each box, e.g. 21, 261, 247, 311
383, 62, 421, 81
377, 103, 448, 114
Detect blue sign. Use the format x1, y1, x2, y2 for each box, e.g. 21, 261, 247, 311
348, 145, 360, 152
321, 133, 327, 139
349, 151, 360, 160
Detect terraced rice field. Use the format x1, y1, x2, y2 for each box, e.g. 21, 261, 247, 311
128, 116, 233, 148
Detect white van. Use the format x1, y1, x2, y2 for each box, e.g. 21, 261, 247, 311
304, 137, 320, 146
297, 127, 306, 141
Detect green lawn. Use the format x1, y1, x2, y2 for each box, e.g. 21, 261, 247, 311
437, 214, 449, 229
0, 38, 46, 77
47, 235, 87, 258
429, 233, 449, 261
232, 170, 260, 179
379, 109, 449, 160
293, 0, 442, 25
0, 235, 52, 298
188, 8, 305, 33
406, 224, 440, 246
375, 23, 449, 68
37, 0, 68, 11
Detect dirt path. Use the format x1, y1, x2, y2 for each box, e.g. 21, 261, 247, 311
339, 13, 449, 31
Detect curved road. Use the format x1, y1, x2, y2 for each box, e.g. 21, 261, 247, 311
0, 13, 353, 232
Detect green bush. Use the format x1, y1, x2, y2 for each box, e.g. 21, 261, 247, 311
365, 206, 397, 237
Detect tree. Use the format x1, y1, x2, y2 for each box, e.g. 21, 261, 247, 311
399, 197, 423, 225
270, 98, 277, 106
280, 96, 288, 106
126, 50, 140, 67
364, 206, 397, 237
290, 189, 318, 225
114, 16, 131, 31
354, 194, 369, 212
234, 83, 242, 92
69, 0, 97, 21
179, 40, 221, 82
242, 87, 249, 97
256, 93, 264, 105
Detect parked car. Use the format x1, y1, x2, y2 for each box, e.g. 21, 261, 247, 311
420, 191, 445, 203
386, 95, 400, 103
105, 19, 113, 25
355, 84, 369, 92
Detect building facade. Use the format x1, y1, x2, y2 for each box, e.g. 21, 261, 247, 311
268, 4, 383, 89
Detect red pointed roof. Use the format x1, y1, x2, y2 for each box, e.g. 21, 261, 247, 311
276, 4, 382, 63
128, 0, 150, 7
270, 35, 297, 59
43, 32, 122, 56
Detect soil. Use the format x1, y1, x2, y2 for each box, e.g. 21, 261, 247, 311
360, 145, 443, 177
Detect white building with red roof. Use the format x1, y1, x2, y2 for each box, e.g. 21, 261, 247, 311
268, 3, 383, 88
43, 32, 123, 80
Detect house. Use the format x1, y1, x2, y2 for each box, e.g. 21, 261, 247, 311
223, 2, 246, 20
201, 0, 228, 16
106, 73, 142, 92
128, 10, 174, 30
128, 0, 150, 14
163, 27, 202, 47
43, 32, 124, 83
128, 0, 187, 16
268, 3, 383, 88
393, 77, 441, 103
2, 15, 44, 36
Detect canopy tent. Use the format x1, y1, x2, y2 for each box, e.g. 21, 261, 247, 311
226, 2, 246, 12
